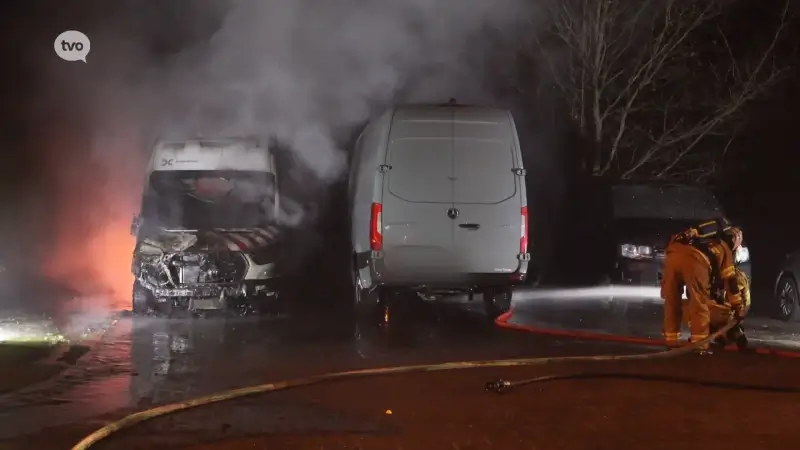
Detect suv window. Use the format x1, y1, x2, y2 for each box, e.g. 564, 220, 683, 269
611, 184, 723, 221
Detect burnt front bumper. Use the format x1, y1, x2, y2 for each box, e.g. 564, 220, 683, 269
145, 283, 242, 299
139, 278, 282, 310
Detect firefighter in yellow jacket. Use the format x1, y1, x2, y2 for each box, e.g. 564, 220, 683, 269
661, 219, 744, 352
714, 266, 750, 348
685, 266, 751, 350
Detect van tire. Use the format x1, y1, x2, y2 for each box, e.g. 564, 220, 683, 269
351, 263, 378, 321
132, 281, 156, 315
525, 268, 542, 288
354, 287, 379, 321
483, 287, 513, 319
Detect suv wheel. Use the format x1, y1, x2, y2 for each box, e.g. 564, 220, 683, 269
775, 274, 799, 321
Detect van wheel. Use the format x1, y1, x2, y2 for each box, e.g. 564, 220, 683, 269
351, 265, 378, 320
132, 281, 156, 315
483, 287, 513, 320
526, 270, 542, 288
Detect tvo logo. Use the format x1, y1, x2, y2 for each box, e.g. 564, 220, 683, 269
54, 30, 91, 63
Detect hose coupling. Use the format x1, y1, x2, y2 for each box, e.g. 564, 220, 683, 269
485, 379, 511, 393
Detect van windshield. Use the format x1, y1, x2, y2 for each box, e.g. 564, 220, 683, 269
611, 185, 723, 221
141, 170, 276, 230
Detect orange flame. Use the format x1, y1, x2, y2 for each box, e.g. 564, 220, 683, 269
42, 122, 145, 313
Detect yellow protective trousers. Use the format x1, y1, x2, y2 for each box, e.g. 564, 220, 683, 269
661, 242, 713, 347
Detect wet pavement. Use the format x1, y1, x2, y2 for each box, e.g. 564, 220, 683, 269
1, 288, 799, 449
506, 288, 800, 349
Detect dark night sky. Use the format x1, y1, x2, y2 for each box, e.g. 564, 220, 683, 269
1, 1, 799, 288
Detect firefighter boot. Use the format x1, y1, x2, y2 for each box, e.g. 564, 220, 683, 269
708, 324, 727, 350
665, 340, 684, 351
728, 325, 750, 352
687, 337, 714, 355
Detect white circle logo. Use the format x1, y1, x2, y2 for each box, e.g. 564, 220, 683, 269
54, 30, 91, 63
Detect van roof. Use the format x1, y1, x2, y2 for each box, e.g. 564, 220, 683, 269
391, 104, 511, 121
148, 138, 274, 174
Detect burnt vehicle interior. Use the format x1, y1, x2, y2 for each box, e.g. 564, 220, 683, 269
139, 170, 278, 232
131, 169, 288, 316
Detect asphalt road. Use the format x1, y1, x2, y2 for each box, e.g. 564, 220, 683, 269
1, 289, 800, 449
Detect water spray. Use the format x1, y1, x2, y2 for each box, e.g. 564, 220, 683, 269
513, 285, 663, 304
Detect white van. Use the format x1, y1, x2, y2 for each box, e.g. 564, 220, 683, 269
348, 104, 530, 318
130, 137, 286, 316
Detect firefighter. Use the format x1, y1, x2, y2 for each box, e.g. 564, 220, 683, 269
661, 219, 743, 353
688, 266, 751, 350
710, 253, 751, 350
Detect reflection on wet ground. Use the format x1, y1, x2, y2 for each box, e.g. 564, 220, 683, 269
0, 291, 799, 446
508, 293, 800, 348
0, 301, 529, 441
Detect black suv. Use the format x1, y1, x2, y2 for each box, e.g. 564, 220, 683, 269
553, 179, 752, 291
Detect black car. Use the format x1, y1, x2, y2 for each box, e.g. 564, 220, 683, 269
554, 179, 752, 293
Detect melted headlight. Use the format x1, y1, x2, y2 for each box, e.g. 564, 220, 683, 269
141, 260, 171, 287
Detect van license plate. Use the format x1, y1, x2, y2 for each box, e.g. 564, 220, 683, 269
192, 299, 221, 310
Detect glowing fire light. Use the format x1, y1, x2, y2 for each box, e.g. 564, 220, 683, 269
42, 123, 145, 314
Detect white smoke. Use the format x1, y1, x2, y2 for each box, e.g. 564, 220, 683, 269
26, 0, 541, 321
152, 0, 536, 181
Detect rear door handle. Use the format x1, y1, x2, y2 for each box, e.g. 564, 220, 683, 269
458, 223, 480, 230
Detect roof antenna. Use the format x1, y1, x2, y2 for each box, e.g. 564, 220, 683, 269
447, 98, 458, 105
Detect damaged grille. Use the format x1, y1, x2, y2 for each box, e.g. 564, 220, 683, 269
169, 252, 247, 285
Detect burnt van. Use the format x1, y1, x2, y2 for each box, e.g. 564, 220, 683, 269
130, 137, 287, 316
347, 104, 530, 319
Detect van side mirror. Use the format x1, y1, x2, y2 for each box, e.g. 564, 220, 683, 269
130, 215, 142, 236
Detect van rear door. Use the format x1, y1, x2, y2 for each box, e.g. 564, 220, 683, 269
382, 108, 455, 274
452, 109, 523, 274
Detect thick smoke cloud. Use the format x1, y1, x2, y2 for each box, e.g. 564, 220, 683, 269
160, 0, 534, 179
24, 0, 539, 316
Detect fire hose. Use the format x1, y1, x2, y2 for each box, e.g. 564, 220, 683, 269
68, 317, 787, 449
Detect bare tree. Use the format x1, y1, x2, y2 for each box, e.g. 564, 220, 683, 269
533, 0, 789, 180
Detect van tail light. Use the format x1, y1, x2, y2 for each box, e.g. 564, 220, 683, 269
370, 202, 383, 251
520, 206, 528, 253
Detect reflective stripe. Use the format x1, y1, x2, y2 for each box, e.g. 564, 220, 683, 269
207, 231, 242, 251
695, 219, 730, 238
247, 232, 269, 246
690, 340, 710, 350
691, 334, 709, 342
663, 332, 681, 341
